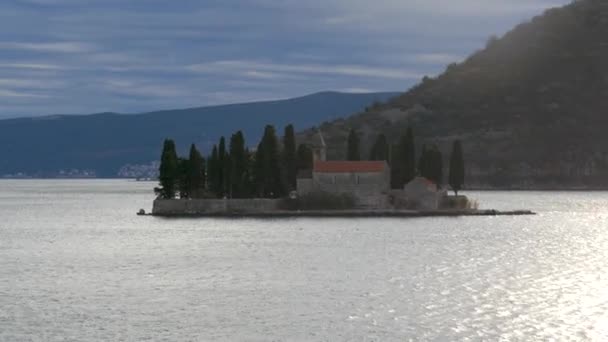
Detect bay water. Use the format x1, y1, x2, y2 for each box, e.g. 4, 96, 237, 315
2, 180, 608, 340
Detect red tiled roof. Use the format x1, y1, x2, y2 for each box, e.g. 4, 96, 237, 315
415, 177, 435, 186
313, 161, 388, 173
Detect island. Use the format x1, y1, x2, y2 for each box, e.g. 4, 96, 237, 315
143, 123, 534, 218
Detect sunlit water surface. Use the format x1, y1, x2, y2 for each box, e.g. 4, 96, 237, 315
2, 180, 608, 341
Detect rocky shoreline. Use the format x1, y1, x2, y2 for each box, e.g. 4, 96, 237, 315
143, 209, 535, 218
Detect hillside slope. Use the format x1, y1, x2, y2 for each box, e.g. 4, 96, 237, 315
0, 91, 397, 177
304, 0, 608, 188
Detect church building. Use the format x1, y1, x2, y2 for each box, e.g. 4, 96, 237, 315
297, 130, 391, 207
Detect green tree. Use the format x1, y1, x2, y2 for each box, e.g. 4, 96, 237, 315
391, 126, 416, 189
229, 131, 248, 198
418, 144, 431, 179
427, 145, 443, 186
254, 142, 265, 197
242, 148, 255, 198
297, 144, 313, 171
448, 140, 465, 196
403, 126, 416, 184
369, 134, 389, 161
177, 157, 190, 199
255, 125, 283, 198
218, 137, 227, 197
188, 144, 205, 198
207, 145, 220, 197
282, 124, 297, 191
390, 143, 403, 189
155, 139, 179, 199
347, 129, 360, 161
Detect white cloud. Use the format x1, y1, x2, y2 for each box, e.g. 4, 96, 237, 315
0, 0, 570, 117
188, 60, 424, 80
0, 63, 66, 70
0, 89, 49, 98
338, 87, 377, 93
102, 79, 186, 98
0, 78, 66, 89
413, 53, 463, 65
0, 41, 94, 53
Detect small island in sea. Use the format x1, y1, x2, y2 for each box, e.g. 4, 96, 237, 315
146, 124, 533, 218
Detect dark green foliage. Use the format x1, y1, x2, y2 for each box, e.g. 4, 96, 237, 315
296, 1, 608, 188
432, 147, 443, 187
229, 131, 248, 198
242, 148, 255, 197
177, 158, 190, 199
390, 143, 403, 189
421, 145, 443, 186
218, 137, 227, 197
207, 145, 220, 196
403, 126, 416, 184
282, 124, 297, 191
449, 140, 465, 195
347, 129, 360, 161
369, 134, 389, 161
280, 191, 356, 211
187, 144, 206, 198
418, 145, 433, 179
254, 125, 284, 198
390, 126, 416, 189
297, 144, 313, 171
155, 139, 179, 199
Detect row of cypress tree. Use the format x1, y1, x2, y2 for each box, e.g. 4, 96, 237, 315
346, 127, 465, 194
155, 124, 314, 199
156, 141, 207, 200
157, 125, 465, 199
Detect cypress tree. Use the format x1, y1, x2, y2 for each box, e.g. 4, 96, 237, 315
156, 139, 179, 199
404, 126, 416, 184
229, 131, 247, 198
347, 129, 360, 161
177, 157, 190, 199
255, 125, 283, 198
218, 137, 227, 197
242, 148, 254, 198
390, 143, 404, 189
369, 134, 389, 161
254, 141, 265, 197
448, 140, 465, 196
282, 124, 297, 191
393, 126, 416, 189
188, 144, 205, 198
208, 145, 220, 197
418, 144, 430, 179
297, 144, 313, 171
427, 145, 443, 186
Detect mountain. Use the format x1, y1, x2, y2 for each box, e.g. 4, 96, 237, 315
302, 0, 608, 189
0, 91, 398, 177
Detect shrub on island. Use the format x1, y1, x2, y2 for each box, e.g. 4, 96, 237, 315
280, 192, 356, 211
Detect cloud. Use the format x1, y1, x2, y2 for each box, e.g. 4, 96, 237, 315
413, 53, 464, 65
102, 79, 187, 98
0, 89, 49, 98
0, 0, 571, 118
0, 62, 66, 70
0, 78, 66, 89
338, 87, 377, 93
0, 41, 93, 53
188, 60, 424, 80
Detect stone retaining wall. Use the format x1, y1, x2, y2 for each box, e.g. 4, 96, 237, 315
152, 198, 280, 216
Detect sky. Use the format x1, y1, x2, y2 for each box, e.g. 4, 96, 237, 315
0, 0, 570, 118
